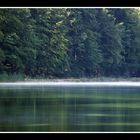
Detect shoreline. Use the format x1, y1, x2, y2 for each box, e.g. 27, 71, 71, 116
24, 77, 140, 82
0, 77, 140, 83
1, 77, 140, 82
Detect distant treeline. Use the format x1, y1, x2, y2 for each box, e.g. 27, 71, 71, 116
0, 8, 140, 78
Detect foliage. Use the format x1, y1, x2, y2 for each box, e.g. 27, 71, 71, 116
0, 8, 140, 78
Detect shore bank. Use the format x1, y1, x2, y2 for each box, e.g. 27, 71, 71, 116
17, 77, 140, 82
1, 75, 140, 82
23, 77, 140, 81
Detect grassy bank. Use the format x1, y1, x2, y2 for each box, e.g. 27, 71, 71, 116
0, 73, 25, 82
0, 73, 140, 82
25, 77, 140, 82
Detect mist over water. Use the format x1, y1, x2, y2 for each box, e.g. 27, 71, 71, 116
1, 81, 140, 87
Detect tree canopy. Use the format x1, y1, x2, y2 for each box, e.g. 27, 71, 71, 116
0, 8, 140, 78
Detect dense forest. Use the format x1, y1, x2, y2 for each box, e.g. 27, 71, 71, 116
0, 8, 140, 79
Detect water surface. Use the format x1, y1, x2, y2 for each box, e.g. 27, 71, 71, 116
0, 82, 140, 132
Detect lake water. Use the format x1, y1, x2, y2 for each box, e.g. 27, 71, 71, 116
0, 82, 140, 132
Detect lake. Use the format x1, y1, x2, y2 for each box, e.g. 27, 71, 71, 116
0, 82, 140, 132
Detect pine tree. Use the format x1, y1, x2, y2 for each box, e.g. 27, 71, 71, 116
96, 9, 124, 76
30, 9, 68, 77
67, 9, 102, 77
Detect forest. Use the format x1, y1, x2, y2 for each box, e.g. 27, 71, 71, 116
0, 8, 140, 79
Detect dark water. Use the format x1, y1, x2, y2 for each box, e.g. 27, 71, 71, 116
0, 85, 140, 132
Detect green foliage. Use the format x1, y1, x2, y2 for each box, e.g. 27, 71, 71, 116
30, 9, 68, 77
0, 8, 140, 79
0, 72, 25, 82
110, 9, 140, 76
96, 9, 124, 76
66, 9, 103, 77
0, 48, 5, 72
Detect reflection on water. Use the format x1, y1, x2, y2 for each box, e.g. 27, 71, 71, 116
0, 85, 140, 131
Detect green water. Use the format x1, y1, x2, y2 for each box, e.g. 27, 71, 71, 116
0, 86, 140, 132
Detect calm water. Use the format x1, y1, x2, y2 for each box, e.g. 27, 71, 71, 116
0, 84, 140, 131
